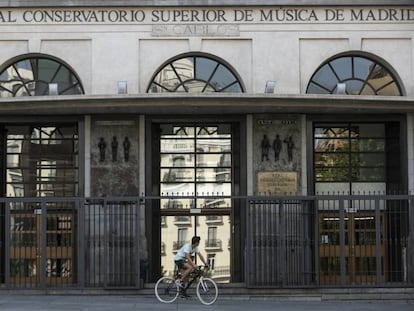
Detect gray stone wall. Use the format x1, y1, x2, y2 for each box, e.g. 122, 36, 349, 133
253, 114, 302, 195
90, 118, 139, 197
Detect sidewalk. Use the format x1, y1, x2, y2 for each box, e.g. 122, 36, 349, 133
0, 295, 413, 311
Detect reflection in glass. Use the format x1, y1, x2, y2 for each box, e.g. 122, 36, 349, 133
306, 55, 402, 96
6, 125, 78, 197
148, 55, 243, 93
160, 125, 232, 197
314, 123, 388, 193
161, 215, 231, 282
0, 57, 84, 97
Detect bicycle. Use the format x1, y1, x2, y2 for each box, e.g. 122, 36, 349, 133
155, 265, 218, 305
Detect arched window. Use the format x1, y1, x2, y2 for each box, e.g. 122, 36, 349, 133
306, 53, 403, 96
0, 55, 84, 97
147, 54, 244, 93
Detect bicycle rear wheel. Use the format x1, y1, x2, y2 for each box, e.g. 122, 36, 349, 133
196, 277, 218, 305
155, 276, 179, 303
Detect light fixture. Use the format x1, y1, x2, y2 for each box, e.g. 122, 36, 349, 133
48, 83, 58, 95
336, 83, 346, 94
118, 81, 128, 94
264, 80, 275, 93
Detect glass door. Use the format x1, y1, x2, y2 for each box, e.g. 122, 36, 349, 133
158, 124, 232, 283
319, 211, 386, 284
4, 124, 78, 287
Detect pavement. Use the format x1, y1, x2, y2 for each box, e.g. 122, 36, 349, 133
0, 294, 413, 311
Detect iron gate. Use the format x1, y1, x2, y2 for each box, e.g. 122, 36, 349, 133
246, 195, 413, 288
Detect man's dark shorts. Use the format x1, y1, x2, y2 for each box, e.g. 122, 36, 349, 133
175, 259, 186, 269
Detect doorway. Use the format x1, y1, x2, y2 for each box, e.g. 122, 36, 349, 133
149, 122, 242, 283
319, 210, 386, 284
9, 202, 76, 287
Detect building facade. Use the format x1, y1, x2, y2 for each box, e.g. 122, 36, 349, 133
0, 0, 413, 289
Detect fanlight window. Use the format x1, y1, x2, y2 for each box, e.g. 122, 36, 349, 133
0, 56, 84, 97
147, 55, 243, 93
306, 55, 402, 96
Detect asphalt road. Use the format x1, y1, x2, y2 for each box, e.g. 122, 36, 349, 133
0, 295, 413, 311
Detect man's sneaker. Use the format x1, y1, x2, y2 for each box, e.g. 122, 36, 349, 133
176, 280, 184, 288
180, 290, 190, 298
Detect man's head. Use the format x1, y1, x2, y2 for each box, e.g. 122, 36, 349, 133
191, 236, 201, 246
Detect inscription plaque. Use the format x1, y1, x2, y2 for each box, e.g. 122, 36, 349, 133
257, 171, 298, 195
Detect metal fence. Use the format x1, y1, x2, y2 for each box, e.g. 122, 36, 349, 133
246, 194, 413, 287
0, 195, 413, 289
0, 197, 142, 289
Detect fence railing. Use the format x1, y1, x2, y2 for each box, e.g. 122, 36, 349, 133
0, 194, 413, 289
246, 194, 413, 288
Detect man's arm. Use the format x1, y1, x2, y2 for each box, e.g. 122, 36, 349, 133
197, 252, 207, 266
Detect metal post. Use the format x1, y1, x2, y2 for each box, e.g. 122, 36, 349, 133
4, 200, 10, 288
103, 199, 108, 287
409, 197, 414, 284
279, 200, 286, 286
135, 198, 141, 288
375, 198, 382, 284
314, 198, 319, 285
78, 198, 85, 288
339, 198, 346, 286
245, 199, 250, 287
40, 201, 47, 288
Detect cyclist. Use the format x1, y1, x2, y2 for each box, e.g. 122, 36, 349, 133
174, 236, 208, 296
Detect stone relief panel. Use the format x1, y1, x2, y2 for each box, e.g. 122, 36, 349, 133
91, 119, 139, 196
253, 114, 302, 195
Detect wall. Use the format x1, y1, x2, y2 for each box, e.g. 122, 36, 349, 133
0, 5, 412, 95
90, 118, 140, 196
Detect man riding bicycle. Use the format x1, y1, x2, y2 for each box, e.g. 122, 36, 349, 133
174, 236, 208, 296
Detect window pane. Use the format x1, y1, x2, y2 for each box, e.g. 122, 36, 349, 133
307, 55, 402, 96
354, 124, 385, 137
197, 168, 231, 182
359, 84, 376, 95
314, 153, 349, 167
315, 167, 349, 182
195, 57, 216, 81
377, 82, 400, 96
160, 139, 194, 153
354, 57, 374, 80
314, 138, 350, 152
38, 58, 60, 81
346, 80, 364, 95
312, 65, 338, 91
161, 168, 194, 182
153, 65, 180, 91
221, 82, 242, 93
197, 139, 231, 152
148, 55, 242, 93
161, 154, 194, 167
351, 139, 385, 152
352, 167, 385, 181
172, 57, 194, 81
330, 57, 352, 81
183, 80, 208, 93
0, 57, 83, 97
160, 183, 195, 195
197, 153, 231, 167
211, 64, 237, 91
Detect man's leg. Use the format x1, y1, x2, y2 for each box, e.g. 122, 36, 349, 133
181, 262, 192, 283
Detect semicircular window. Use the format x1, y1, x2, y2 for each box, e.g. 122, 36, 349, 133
147, 55, 244, 93
306, 55, 402, 96
0, 56, 84, 97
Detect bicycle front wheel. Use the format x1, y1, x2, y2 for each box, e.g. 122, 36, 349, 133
196, 277, 218, 305
155, 276, 179, 303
